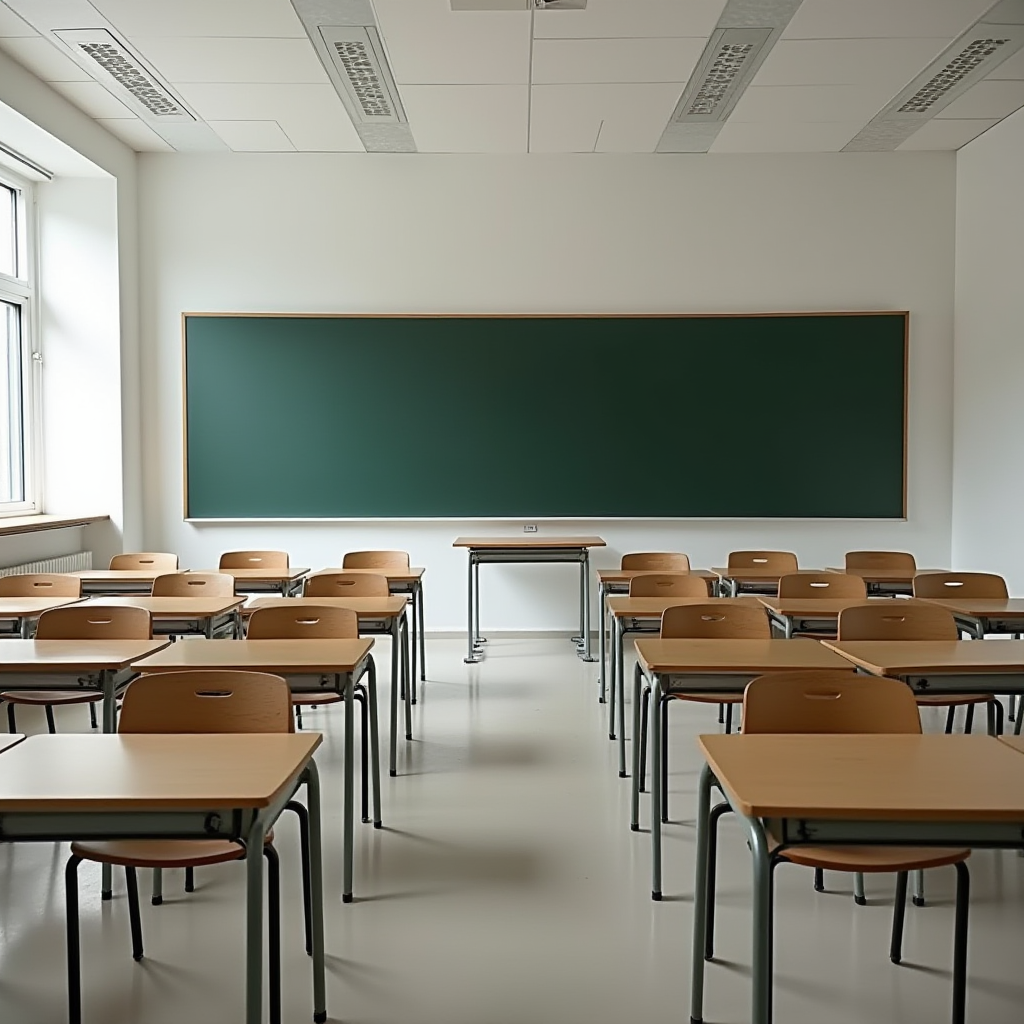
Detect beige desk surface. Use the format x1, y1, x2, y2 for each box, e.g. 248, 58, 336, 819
0, 733, 320, 812
998, 736, 1024, 755
311, 567, 425, 583
0, 734, 24, 754
73, 569, 170, 584
84, 596, 245, 618
635, 638, 853, 675
919, 598, 1024, 617
194, 568, 310, 583
453, 536, 606, 549
243, 596, 407, 619
596, 568, 716, 583
823, 639, 1024, 675
0, 639, 170, 672
826, 567, 946, 583
711, 567, 823, 581
606, 596, 759, 618
700, 733, 1024, 822
0, 597, 83, 617
133, 638, 374, 675
759, 596, 893, 617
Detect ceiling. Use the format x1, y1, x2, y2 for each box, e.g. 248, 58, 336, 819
1, 0, 1024, 156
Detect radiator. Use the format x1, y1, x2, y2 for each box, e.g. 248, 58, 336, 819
0, 551, 93, 576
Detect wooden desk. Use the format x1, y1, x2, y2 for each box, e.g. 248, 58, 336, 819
998, 735, 1024, 754
692, 733, 1024, 1024
0, 733, 24, 754
0, 596, 82, 638
918, 597, 1024, 639
134, 638, 373, 902
711, 567, 823, 598
453, 536, 606, 664
633, 638, 854, 897
72, 568, 172, 595
594, 568, 715, 703
826, 566, 947, 596
85, 595, 245, 638
0, 733, 325, 1024
245, 596, 412, 777
312, 565, 428, 686
194, 567, 309, 597
758, 595, 891, 639
0, 639, 170, 732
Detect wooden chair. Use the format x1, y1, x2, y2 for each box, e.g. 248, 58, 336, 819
342, 550, 410, 569
247, 604, 381, 827
219, 550, 289, 570
2, 605, 151, 734
109, 552, 178, 571
64, 671, 311, 1024
620, 552, 690, 571
700, 672, 969, 1024
912, 571, 1009, 600
0, 572, 81, 598
845, 550, 916, 571
777, 572, 866, 599
304, 572, 390, 598
627, 574, 710, 598
727, 550, 798, 571
152, 571, 236, 598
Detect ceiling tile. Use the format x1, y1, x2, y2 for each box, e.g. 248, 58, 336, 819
936, 79, 1024, 120
127, 37, 329, 85
988, 47, 1024, 80
175, 83, 364, 151
752, 38, 950, 88
209, 119, 296, 152
534, 0, 726, 39
401, 84, 527, 152
0, 36, 90, 80
95, 116, 174, 151
50, 80, 134, 118
532, 37, 702, 85
710, 120, 863, 152
88, 0, 306, 37
374, 0, 530, 84
783, 0, 995, 40
530, 82, 682, 153
0, 4, 35, 36
730, 84, 894, 123
896, 117, 998, 150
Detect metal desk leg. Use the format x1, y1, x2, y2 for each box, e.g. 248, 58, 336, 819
651, 672, 664, 900
417, 581, 426, 681
100, 669, 118, 899
304, 760, 328, 1022
343, 671, 355, 903
609, 616, 618, 742
631, 663, 644, 830
409, 588, 418, 700
474, 560, 482, 647
464, 554, 479, 664
598, 581, 608, 703
690, 763, 715, 1024
389, 650, 399, 778
616, 618, 627, 777
244, 819, 268, 1024
573, 554, 584, 647
582, 550, 594, 661
739, 813, 774, 1024
364, 659, 382, 827
402, 612, 412, 740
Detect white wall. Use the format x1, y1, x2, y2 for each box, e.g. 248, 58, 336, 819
952, 109, 1024, 589
139, 152, 957, 630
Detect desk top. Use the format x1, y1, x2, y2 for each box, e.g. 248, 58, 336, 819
596, 568, 716, 583
700, 733, 1024, 822
0, 734, 24, 754
73, 569, 169, 584
194, 568, 310, 583
759, 596, 891, 618
607, 596, 758, 618
826, 567, 946, 583
823, 639, 1024, 675
84, 596, 245, 618
919, 598, 1024, 618
0, 639, 170, 671
635, 638, 852, 675
133, 638, 374, 674
711, 567, 822, 581
311, 567, 425, 583
244, 596, 407, 618
453, 536, 606, 549
998, 736, 1024, 755
0, 597, 83, 617
0, 733, 320, 812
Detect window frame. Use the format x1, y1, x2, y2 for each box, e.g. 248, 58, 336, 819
0, 168, 40, 516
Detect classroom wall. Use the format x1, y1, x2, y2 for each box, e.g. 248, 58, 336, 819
139, 152, 956, 631
952, 108, 1024, 590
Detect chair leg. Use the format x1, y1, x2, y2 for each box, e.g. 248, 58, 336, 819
354, 689, 369, 824
184, 866, 194, 893
151, 867, 163, 906
45, 705, 56, 734
990, 699, 1004, 736
7, 703, 15, 733
964, 705, 975, 734
913, 869, 926, 907
88, 702, 98, 730
718, 703, 724, 724
705, 801, 731, 961
638, 685, 650, 793
725, 703, 734, 734
813, 867, 825, 892
295, 704, 303, 729
944, 706, 956, 734
65, 854, 83, 1024
890, 871, 909, 964
287, 801, 313, 956
854, 872, 866, 906
660, 696, 670, 824
264, 846, 282, 1024
952, 861, 970, 1024
125, 867, 144, 961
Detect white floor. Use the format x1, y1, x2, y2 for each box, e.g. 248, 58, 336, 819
1, 638, 1023, 1024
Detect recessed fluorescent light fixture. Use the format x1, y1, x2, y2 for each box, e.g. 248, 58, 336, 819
319, 26, 406, 124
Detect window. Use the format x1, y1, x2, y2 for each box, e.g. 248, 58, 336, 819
0, 174, 35, 512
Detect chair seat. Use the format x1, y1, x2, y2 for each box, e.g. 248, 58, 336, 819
71, 831, 275, 869
1, 690, 101, 706
772, 836, 969, 873
914, 693, 993, 707
667, 692, 744, 705
291, 692, 343, 707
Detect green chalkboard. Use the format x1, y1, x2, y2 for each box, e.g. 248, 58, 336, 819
183, 313, 907, 519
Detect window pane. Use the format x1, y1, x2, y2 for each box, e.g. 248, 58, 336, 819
0, 301, 24, 502
0, 185, 14, 278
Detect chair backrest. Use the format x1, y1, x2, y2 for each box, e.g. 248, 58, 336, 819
341, 550, 410, 569
152, 572, 237, 598
120, 671, 293, 733
727, 550, 798, 571
844, 550, 916, 572
0, 573, 81, 598
661, 602, 771, 639
628, 573, 710, 598
742, 671, 922, 734
246, 604, 359, 639
35, 604, 152, 640
109, 552, 179, 571
777, 572, 866, 599
837, 600, 959, 641
304, 572, 390, 598
620, 552, 690, 571
218, 550, 289, 570
912, 571, 1009, 600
